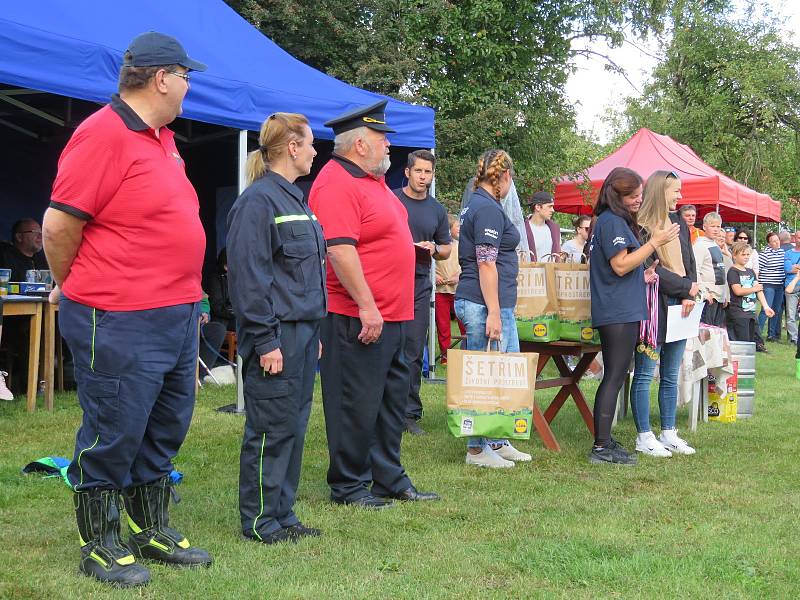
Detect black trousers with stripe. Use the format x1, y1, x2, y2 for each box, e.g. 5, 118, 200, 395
403, 275, 432, 421
239, 320, 318, 539
60, 296, 200, 490
320, 314, 412, 502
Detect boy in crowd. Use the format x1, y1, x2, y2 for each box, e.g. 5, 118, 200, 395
727, 241, 774, 342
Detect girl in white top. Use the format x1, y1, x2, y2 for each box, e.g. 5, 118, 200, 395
734, 228, 759, 275
562, 215, 591, 262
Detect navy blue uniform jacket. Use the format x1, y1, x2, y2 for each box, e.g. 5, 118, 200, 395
226, 170, 327, 359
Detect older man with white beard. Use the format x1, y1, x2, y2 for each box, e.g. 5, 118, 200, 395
309, 101, 439, 509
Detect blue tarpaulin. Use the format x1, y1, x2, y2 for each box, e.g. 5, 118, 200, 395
0, 1, 435, 147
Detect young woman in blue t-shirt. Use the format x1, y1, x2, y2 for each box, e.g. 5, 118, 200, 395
455, 149, 530, 469
588, 167, 679, 465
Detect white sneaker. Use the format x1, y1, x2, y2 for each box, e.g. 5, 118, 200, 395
659, 429, 696, 455
494, 441, 532, 462
203, 365, 236, 385
465, 447, 515, 468
0, 371, 13, 401
635, 431, 672, 457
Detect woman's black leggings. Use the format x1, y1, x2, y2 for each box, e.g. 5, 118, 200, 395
593, 322, 639, 447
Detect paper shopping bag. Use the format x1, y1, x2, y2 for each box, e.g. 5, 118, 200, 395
553, 262, 597, 343
515, 260, 560, 342
446, 346, 538, 439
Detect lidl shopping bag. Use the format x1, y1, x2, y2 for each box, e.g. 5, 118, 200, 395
446, 346, 538, 439
515, 261, 560, 342
553, 262, 597, 343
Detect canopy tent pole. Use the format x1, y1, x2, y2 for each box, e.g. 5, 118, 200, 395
754, 207, 758, 247
426, 148, 444, 383
219, 129, 249, 414
235, 130, 247, 411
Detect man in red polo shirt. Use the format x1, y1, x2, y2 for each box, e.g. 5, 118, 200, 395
310, 100, 439, 508
43, 32, 210, 587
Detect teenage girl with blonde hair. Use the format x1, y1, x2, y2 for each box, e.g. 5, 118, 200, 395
630, 170, 699, 458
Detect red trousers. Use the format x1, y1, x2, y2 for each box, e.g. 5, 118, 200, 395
434, 293, 465, 358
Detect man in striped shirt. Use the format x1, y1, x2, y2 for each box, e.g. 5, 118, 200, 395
757, 231, 786, 341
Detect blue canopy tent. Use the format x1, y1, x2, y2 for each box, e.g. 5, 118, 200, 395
0, 0, 435, 147
0, 2, 444, 395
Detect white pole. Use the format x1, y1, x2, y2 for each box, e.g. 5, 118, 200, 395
427, 148, 443, 381
754, 197, 758, 247
236, 129, 248, 411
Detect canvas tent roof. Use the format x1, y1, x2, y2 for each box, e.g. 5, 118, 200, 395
0, 0, 435, 147
554, 128, 780, 222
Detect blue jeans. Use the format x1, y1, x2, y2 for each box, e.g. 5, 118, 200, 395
454, 299, 519, 450
757, 284, 785, 338
630, 338, 686, 433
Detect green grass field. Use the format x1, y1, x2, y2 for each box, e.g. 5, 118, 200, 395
1, 340, 798, 599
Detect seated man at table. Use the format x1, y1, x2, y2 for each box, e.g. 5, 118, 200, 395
0, 218, 49, 282
0, 218, 49, 394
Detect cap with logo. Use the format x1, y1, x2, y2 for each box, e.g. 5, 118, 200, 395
324, 100, 396, 135
123, 31, 207, 72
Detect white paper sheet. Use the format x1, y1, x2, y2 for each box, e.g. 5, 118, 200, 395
665, 301, 705, 343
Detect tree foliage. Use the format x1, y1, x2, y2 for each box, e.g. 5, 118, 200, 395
225, 0, 670, 210
617, 3, 800, 227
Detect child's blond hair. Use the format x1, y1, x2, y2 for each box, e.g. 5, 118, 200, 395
731, 240, 752, 256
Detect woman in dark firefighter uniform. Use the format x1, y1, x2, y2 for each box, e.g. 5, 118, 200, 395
227, 113, 326, 544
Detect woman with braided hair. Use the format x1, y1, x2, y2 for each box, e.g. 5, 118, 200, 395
455, 149, 532, 468
588, 167, 679, 465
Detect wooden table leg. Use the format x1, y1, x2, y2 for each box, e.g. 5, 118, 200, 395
26, 304, 42, 412
532, 401, 560, 451
56, 335, 64, 392
43, 303, 55, 410
543, 353, 597, 436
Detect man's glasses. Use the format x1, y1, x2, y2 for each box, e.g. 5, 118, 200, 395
19, 230, 42, 235
166, 70, 190, 82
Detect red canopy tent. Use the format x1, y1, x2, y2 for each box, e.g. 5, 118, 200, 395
554, 128, 781, 223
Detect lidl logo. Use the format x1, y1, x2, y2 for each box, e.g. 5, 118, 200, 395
514, 418, 528, 434
533, 323, 547, 337
581, 327, 594, 341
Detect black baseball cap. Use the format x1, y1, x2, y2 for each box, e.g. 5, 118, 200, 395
123, 32, 207, 72
324, 100, 396, 135
528, 191, 554, 206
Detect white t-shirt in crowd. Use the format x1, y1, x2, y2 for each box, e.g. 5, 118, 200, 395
530, 222, 552, 260
562, 239, 585, 262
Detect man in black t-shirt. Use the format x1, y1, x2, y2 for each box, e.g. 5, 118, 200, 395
393, 150, 451, 435
0, 218, 48, 281
0, 218, 49, 394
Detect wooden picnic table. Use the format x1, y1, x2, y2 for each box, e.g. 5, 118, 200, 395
520, 339, 600, 452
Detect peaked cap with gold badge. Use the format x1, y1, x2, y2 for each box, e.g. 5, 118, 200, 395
323, 100, 396, 135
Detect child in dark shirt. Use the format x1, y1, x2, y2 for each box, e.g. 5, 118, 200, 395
727, 241, 774, 341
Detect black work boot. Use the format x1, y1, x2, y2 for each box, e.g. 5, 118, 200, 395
75, 488, 150, 587
123, 476, 212, 568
